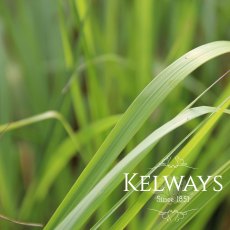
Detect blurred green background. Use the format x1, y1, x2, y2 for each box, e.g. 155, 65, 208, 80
0, 0, 229, 229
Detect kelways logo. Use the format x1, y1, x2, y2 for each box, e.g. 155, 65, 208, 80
123, 156, 223, 222
123, 174, 223, 192
124, 156, 223, 192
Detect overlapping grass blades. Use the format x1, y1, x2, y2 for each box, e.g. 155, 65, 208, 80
44, 41, 230, 229
110, 97, 230, 229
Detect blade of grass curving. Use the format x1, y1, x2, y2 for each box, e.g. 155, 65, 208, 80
111, 97, 230, 229
0, 111, 73, 140
45, 41, 230, 229
48, 104, 230, 230
0, 213, 43, 228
